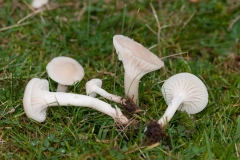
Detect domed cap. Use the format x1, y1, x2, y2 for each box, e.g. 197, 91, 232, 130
46, 56, 84, 86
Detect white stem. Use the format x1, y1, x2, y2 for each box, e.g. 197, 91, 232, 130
124, 72, 140, 104
44, 92, 129, 124
158, 95, 185, 126
57, 84, 68, 92
92, 85, 123, 104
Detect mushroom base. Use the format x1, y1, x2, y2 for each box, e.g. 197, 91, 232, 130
121, 97, 139, 114
145, 122, 171, 147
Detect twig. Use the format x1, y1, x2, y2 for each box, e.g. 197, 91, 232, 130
150, 3, 162, 57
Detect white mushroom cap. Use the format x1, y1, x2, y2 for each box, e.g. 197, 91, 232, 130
85, 78, 102, 97
161, 72, 208, 114
113, 35, 164, 103
31, 0, 49, 9
157, 72, 208, 126
46, 56, 84, 92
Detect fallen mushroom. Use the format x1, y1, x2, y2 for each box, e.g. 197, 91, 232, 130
146, 72, 208, 143
46, 56, 84, 92
113, 35, 164, 104
23, 78, 129, 125
31, 0, 49, 9
85, 78, 139, 113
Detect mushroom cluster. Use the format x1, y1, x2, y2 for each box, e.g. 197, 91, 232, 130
22, 35, 209, 146
23, 56, 129, 125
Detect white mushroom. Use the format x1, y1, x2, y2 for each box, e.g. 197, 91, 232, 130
31, 0, 49, 9
46, 56, 84, 92
145, 73, 208, 144
23, 78, 129, 124
158, 72, 208, 126
113, 35, 164, 104
86, 78, 139, 113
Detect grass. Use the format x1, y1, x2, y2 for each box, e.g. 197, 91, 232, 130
0, 0, 240, 159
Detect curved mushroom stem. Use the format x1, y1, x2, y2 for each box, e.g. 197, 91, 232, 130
86, 79, 139, 113
90, 85, 124, 104
158, 95, 185, 126
43, 92, 129, 124
24, 78, 129, 124
56, 84, 68, 92
124, 72, 140, 104
44, 92, 128, 124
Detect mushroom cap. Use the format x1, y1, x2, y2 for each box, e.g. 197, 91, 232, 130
161, 73, 208, 114
31, 0, 49, 9
46, 56, 84, 86
113, 35, 164, 77
23, 78, 49, 122
85, 78, 102, 97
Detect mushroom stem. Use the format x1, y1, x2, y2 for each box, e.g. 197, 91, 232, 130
46, 93, 127, 123
86, 78, 139, 114
158, 95, 185, 126
90, 85, 123, 104
124, 72, 140, 104
56, 84, 68, 92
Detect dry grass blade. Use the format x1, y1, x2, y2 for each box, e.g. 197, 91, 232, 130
17, 3, 77, 24
0, 22, 31, 32
150, 3, 162, 57
161, 52, 188, 59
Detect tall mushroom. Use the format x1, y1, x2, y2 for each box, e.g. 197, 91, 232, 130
113, 35, 164, 104
86, 78, 139, 113
23, 78, 129, 125
146, 73, 208, 144
46, 56, 84, 92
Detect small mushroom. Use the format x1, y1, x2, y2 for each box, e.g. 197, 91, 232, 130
31, 0, 49, 9
23, 78, 129, 124
86, 78, 139, 113
159, 72, 208, 125
46, 56, 84, 92
146, 73, 208, 144
113, 35, 164, 104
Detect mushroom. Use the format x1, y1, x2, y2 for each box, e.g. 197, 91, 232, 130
145, 73, 208, 144
158, 72, 208, 125
23, 78, 129, 124
46, 56, 84, 92
113, 35, 164, 104
85, 78, 139, 113
31, 0, 49, 9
